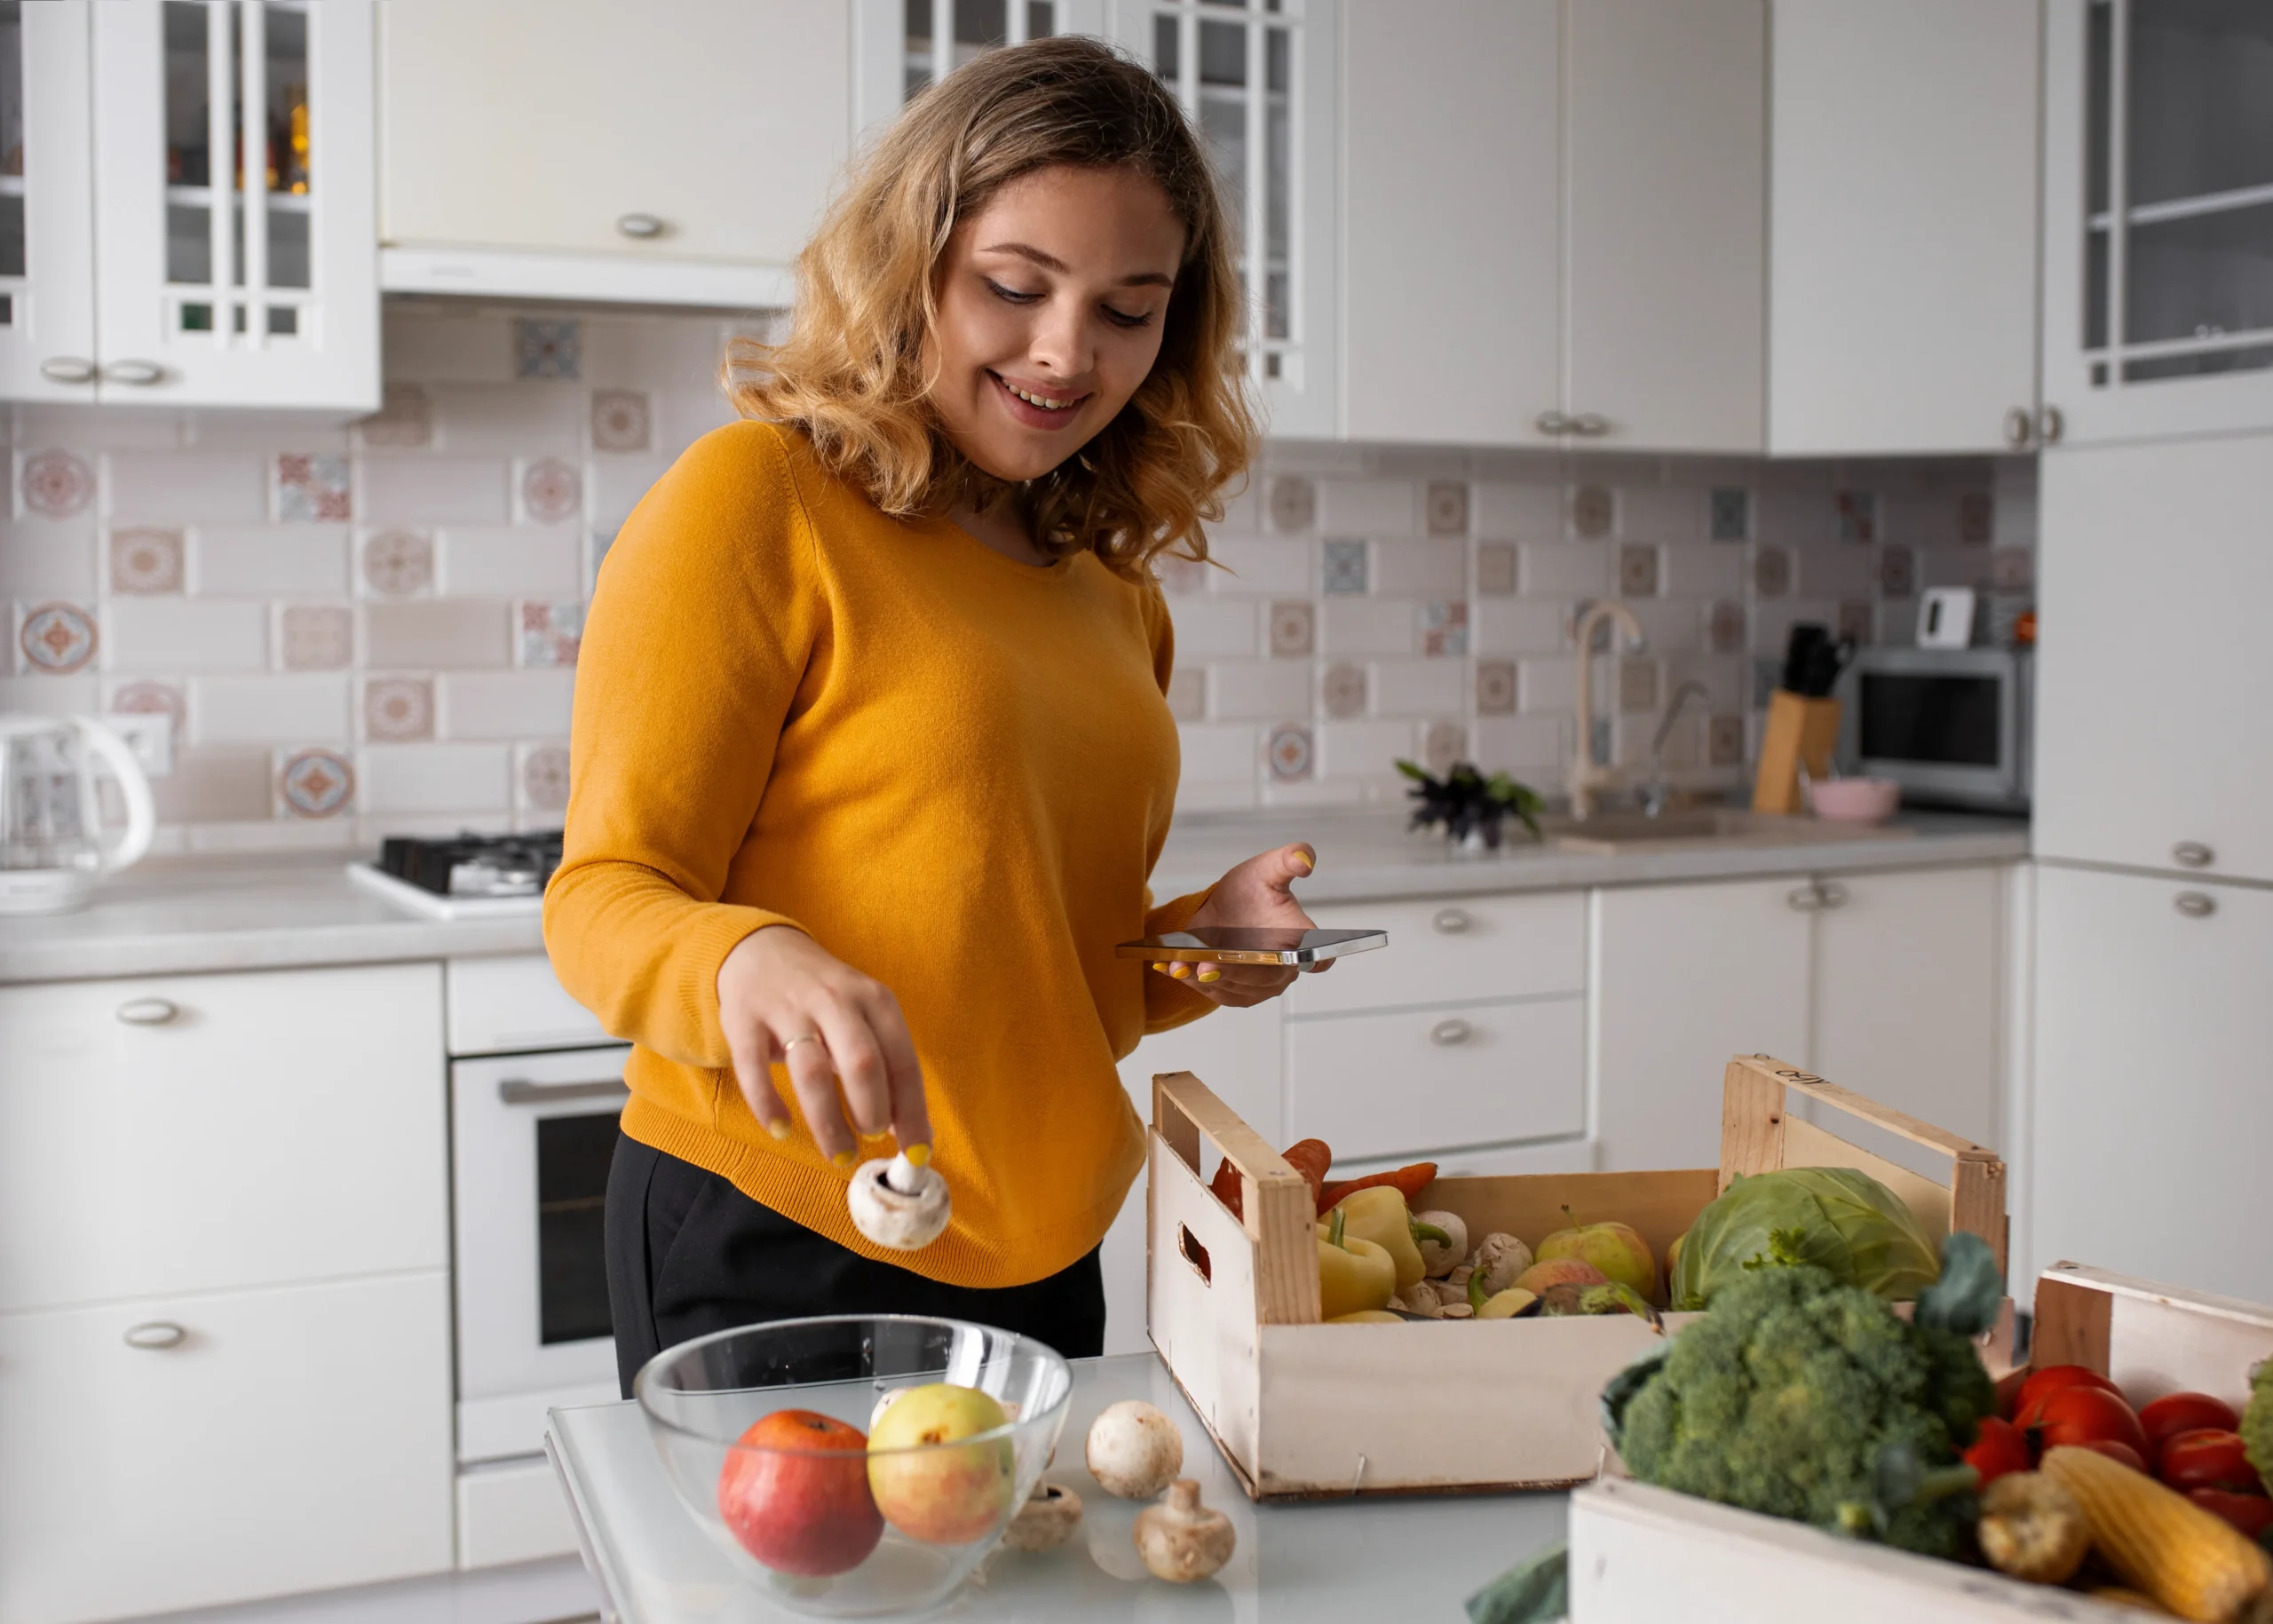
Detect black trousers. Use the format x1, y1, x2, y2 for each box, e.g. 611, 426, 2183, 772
605, 1133, 1107, 1398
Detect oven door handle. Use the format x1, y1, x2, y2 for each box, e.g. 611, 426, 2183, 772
496, 1078, 631, 1106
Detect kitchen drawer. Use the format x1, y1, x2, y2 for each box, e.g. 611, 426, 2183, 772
0, 1271, 454, 1624
447, 953, 612, 1056
1284, 996, 1586, 1163
1285, 891, 1586, 1016
0, 963, 447, 1313
457, 1459, 580, 1569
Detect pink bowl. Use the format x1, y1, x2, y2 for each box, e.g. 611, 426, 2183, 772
1808, 776, 1900, 824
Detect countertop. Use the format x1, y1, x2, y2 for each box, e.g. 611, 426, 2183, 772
0, 808, 2027, 986
546, 1351, 1567, 1623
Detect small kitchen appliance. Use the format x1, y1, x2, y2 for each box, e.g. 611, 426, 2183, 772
0, 715, 155, 914
1834, 646, 2032, 812
346, 830, 562, 917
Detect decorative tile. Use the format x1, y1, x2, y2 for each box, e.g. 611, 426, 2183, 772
1618, 543, 1659, 597
279, 604, 352, 670
590, 388, 652, 453
363, 677, 435, 742
1959, 490, 1994, 547
1752, 657, 1781, 709
1571, 485, 1614, 540
1165, 668, 1204, 720
1421, 601, 1469, 657
1267, 475, 1316, 534
1707, 713, 1746, 768
1321, 539, 1368, 596
1268, 600, 1315, 657
113, 678, 185, 727
1752, 545, 1791, 598
361, 529, 435, 597
276, 453, 352, 522
1619, 659, 1659, 715
1476, 660, 1517, 716
1878, 544, 1917, 598
515, 318, 582, 381
1424, 481, 1469, 536
1265, 722, 1313, 783
1837, 599, 1873, 645
109, 527, 185, 595
1154, 551, 1207, 595
1707, 600, 1746, 654
519, 742, 572, 812
1322, 661, 1366, 718
519, 457, 583, 524
1709, 487, 1750, 543
19, 600, 97, 673
519, 600, 586, 667
1990, 547, 2033, 590
277, 747, 354, 819
1477, 542, 1517, 597
1423, 720, 1466, 777
355, 383, 433, 449
1835, 489, 1877, 544
21, 449, 94, 518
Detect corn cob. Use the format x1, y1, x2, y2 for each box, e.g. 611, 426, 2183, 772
2039, 1446, 2272, 1623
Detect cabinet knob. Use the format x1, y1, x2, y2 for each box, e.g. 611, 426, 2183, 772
2039, 404, 2064, 444
1814, 880, 1849, 909
2174, 891, 2216, 919
1786, 884, 1825, 912
101, 360, 166, 386
123, 1322, 188, 1350
1534, 410, 1572, 436
1566, 412, 1612, 438
2003, 407, 2034, 448
40, 356, 98, 384
1430, 907, 1472, 935
2172, 841, 2214, 868
115, 997, 181, 1026
1428, 1018, 1473, 1047
614, 212, 666, 240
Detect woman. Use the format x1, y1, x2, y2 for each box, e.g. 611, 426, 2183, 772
547, 36, 1320, 1395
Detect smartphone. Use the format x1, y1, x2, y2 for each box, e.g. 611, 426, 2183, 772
1114, 926, 1388, 966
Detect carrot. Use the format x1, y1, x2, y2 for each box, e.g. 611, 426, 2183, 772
1319, 1162, 1438, 1210
1209, 1138, 1334, 1222
1208, 1158, 1244, 1220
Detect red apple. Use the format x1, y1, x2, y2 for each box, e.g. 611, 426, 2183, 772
717, 1409, 883, 1577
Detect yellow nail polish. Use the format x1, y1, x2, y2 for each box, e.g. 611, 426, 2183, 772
832, 1149, 854, 1168
1169, 963, 1190, 979
766, 1118, 790, 1141
1197, 968, 1222, 983
906, 1143, 931, 1168
1294, 852, 1314, 873
1150, 962, 1168, 974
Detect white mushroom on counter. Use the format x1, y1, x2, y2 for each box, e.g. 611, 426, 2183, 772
1133, 1479, 1235, 1582
848, 1150, 951, 1250
1003, 1480, 1083, 1551
1085, 1399, 1184, 1499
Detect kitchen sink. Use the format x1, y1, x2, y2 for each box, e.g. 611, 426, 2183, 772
1540, 808, 1914, 854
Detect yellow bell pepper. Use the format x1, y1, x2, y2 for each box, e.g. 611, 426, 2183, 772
1315, 1208, 1398, 1319
1327, 1185, 1436, 1290
1327, 1310, 1403, 1324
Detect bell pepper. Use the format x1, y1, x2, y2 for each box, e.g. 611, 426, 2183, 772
1315, 1208, 1398, 1319
1327, 1185, 1448, 1291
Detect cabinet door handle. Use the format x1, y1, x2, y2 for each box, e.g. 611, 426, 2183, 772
40, 356, 98, 384
101, 360, 166, 386
1814, 880, 1849, 909
2003, 407, 2034, 448
2172, 841, 2214, 868
1534, 410, 1571, 436
1566, 412, 1612, 438
1430, 907, 1472, 935
2039, 404, 2064, 443
115, 997, 181, 1026
1428, 1018, 1473, 1047
614, 212, 666, 240
2174, 891, 2215, 919
123, 1322, 187, 1350
1786, 884, 1825, 912
498, 1078, 630, 1106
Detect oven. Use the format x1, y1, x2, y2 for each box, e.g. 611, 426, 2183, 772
1833, 646, 2033, 813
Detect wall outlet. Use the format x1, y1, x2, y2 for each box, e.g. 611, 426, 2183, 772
107, 712, 174, 779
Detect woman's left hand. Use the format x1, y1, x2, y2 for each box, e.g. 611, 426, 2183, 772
1160, 843, 1324, 1007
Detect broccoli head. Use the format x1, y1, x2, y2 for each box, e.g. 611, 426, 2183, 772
2245, 1358, 2273, 1496
1612, 1260, 1997, 1558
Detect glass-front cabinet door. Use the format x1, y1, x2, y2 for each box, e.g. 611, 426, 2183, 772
88, 0, 376, 409
0, 0, 99, 401
853, 0, 1107, 138
2045, 0, 2273, 443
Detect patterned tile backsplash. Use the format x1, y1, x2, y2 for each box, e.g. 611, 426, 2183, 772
1, 305, 2039, 848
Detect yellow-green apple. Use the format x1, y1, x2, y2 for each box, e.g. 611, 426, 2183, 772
1536, 1207, 1660, 1301
1512, 1257, 1607, 1295
717, 1409, 883, 1576
866, 1383, 1017, 1545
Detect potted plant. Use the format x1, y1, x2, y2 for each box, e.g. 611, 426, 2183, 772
1395, 759, 1545, 852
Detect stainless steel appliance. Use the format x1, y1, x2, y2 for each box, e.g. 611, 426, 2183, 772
1834, 646, 2032, 812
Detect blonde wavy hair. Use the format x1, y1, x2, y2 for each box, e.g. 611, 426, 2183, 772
725, 35, 1256, 580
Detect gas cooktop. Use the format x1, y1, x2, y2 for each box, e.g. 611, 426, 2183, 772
345, 831, 562, 920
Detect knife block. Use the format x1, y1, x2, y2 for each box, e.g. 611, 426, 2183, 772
1751, 691, 1841, 814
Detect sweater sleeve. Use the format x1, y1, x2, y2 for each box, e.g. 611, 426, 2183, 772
1136, 577, 1216, 1034
542, 423, 822, 1069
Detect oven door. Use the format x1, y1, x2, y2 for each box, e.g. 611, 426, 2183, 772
451, 1044, 630, 1460
1836, 648, 2028, 810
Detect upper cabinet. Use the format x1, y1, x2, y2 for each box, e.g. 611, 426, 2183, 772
855, 0, 1105, 139
2043, 0, 2273, 444
1768, 0, 2043, 457
1, 0, 377, 411
1341, 0, 1764, 453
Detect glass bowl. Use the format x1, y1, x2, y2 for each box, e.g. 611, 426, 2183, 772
635, 1315, 1073, 1618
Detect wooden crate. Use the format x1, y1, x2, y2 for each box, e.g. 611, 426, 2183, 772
1566, 1264, 2273, 1622
1145, 1052, 2009, 1500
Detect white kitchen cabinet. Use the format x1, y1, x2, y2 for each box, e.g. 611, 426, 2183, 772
2042, 0, 2273, 444
2032, 864, 2273, 1306
0, 962, 447, 1313
2036, 434, 2273, 883
0, 1271, 453, 1624
378, 0, 848, 307
1286, 891, 1586, 1016
853, 0, 1105, 138
1768, 0, 2043, 456
0, 1, 99, 401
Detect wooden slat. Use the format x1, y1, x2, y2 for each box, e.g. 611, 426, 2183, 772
1426, 1168, 1721, 1262
1718, 1054, 1789, 1193
1949, 1158, 2010, 1279
2030, 1273, 2113, 1374
1730, 1054, 1997, 1162
1784, 1115, 1953, 1235
1152, 1072, 1320, 1325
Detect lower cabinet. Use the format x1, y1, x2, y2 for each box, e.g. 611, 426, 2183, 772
0, 1271, 455, 1624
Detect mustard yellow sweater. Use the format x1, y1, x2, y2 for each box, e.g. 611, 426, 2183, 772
543, 421, 1213, 1288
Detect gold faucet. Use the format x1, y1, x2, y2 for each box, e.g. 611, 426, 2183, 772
1567, 598, 1646, 820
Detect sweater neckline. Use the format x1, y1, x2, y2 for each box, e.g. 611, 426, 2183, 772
925, 513, 1080, 582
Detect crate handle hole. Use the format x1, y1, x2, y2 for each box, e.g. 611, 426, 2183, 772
1178, 1225, 1212, 1286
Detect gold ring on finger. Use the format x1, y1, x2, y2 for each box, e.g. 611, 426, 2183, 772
780, 1033, 824, 1056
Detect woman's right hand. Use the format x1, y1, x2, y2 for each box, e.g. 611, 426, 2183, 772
716, 925, 932, 1168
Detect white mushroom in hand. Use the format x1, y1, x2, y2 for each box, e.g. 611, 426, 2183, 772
848, 1150, 951, 1251
1085, 1399, 1184, 1499
1133, 1479, 1235, 1583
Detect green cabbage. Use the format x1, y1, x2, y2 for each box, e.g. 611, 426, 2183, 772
1667, 1167, 1940, 1311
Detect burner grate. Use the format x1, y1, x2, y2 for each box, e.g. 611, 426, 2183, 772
377, 832, 564, 898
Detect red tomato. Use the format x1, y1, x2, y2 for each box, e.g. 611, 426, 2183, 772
1964, 1416, 2033, 1486
2077, 1438, 2148, 1473
2015, 1365, 2123, 1425
2158, 1430, 2261, 1494
2187, 1488, 2273, 1540
2140, 1393, 2241, 1462
2031, 1386, 2150, 1461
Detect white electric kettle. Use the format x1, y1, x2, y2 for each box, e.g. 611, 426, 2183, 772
0, 716, 155, 915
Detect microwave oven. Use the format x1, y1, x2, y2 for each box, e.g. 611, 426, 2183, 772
1833, 646, 2031, 812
